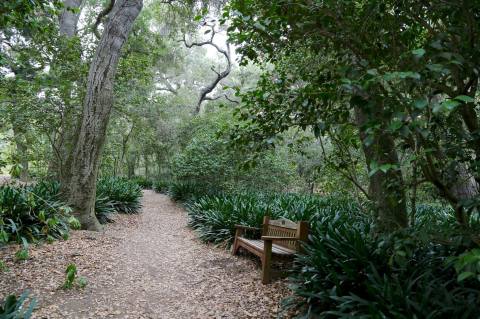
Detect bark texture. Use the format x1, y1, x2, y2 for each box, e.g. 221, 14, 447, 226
354, 105, 408, 231
449, 163, 479, 224
63, 0, 143, 230
59, 0, 83, 37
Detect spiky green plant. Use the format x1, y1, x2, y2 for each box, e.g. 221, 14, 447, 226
96, 177, 142, 214
131, 176, 154, 189
286, 208, 480, 318
0, 291, 36, 319
186, 192, 363, 246
153, 180, 170, 194
94, 195, 116, 224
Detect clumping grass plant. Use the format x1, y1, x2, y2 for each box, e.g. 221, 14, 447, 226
96, 177, 142, 215
186, 192, 363, 246
287, 216, 480, 318
152, 180, 170, 194
183, 187, 480, 318
0, 291, 36, 319
167, 181, 221, 203
131, 176, 154, 189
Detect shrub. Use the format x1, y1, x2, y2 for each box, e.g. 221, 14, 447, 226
0, 181, 74, 244
94, 195, 116, 224
131, 176, 153, 189
96, 177, 142, 214
186, 189, 480, 317
168, 181, 219, 202
15, 249, 29, 261
287, 214, 480, 318
186, 192, 363, 246
153, 180, 170, 194
0, 291, 36, 319
187, 193, 272, 244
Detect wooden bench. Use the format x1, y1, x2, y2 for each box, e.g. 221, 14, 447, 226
232, 216, 308, 284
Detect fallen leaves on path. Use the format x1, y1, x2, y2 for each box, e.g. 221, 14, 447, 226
0, 190, 293, 318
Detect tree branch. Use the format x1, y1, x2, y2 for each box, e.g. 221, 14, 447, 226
182, 23, 232, 114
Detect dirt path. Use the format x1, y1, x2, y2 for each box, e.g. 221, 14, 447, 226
0, 191, 290, 318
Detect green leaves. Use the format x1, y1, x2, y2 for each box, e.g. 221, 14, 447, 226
96, 177, 143, 215
412, 48, 426, 58
432, 99, 461, 114
413, 97, 428, 110
454, 95, 475, 104
68, 216, 81, 230
0, 181, 73, 244
62, 263, 86, 289
368, 161, 398, 177
382, 71, 421, 81
451, 248, 480, 283
15, 249, 29, 261
187, 191, 361, 246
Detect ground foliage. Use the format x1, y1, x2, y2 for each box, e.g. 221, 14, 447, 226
96, 177, 143, 215
180, 186, 480, 318
0, 192, 290, 318
288, 218, 480, 318
0, 181, 76, 244
187, 192, 362, 245
0, 290, 36, 319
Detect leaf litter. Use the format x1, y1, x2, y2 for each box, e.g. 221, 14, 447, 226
0, 190, 292, 318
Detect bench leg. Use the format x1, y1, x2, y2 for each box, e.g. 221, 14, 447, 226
232, 238, 240, 255
232, 228, 243, 256
262, 240, 272, 284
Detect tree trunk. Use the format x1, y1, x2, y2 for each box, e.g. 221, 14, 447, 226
448, 163, 478, 225
119, 124, 134, 176
12, 125, 29, 182
48, 0, 84, 181
59, 0, 83, 37
126, 154, 136, 179
410, 160, 418, 226
144, 154, 149, 178
62, 0, 143, 230
354, 104, 408, 231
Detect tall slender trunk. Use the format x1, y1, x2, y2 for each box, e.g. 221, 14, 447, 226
144, 154, 150, 178
410, 160, 418, 226
126, 154, 136, 178
354, 104, 408, 231
49, 0, 84, 181
12, 125, 29, 182
62, 0, 143, 230
119, 124, 134, 176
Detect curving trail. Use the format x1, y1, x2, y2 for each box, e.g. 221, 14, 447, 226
0, 190, 289, 318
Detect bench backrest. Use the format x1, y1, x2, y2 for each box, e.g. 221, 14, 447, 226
262, 216, 308, 251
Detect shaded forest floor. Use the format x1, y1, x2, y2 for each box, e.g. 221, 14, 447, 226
0, 190, 290, 318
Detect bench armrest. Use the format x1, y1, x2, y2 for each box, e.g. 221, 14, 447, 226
235, 225, 261, 231
261, 236, 298, 241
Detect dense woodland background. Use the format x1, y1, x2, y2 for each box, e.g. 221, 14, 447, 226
1, 0, 480, 318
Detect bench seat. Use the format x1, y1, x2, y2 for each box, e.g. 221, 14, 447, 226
236, 237, 297, 256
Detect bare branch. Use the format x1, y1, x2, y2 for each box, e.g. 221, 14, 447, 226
155, 74, 179, 95
182, 23, 232, 114
204, 94, 240, 104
